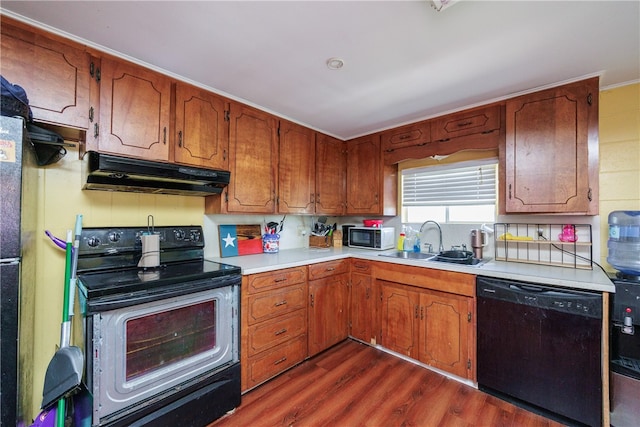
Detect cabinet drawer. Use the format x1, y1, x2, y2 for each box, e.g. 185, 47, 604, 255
244, 334, 307, 390
247, 284, 306, 325
247, 266, 306, 293
381, 121, 431, 151
247, 310, 307, 357
308, 259, 349, 280
431, 105, 501, 142
351, 259, 372, 275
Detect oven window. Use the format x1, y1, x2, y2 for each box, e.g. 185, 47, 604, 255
125, 300, 217, 380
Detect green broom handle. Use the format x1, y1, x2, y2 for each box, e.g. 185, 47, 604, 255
57, 230, 73, 427
62, 230, 72, 322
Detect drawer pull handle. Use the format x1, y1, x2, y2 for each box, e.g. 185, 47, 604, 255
274, 328, 288, 336
274, 357, 287, 365
274, 300, 287, 307
326, 267, 335, 271
274, 277, 288, 283
457, 121, 473, 127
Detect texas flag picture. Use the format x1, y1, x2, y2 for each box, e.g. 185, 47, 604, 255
219, 224, 264, 257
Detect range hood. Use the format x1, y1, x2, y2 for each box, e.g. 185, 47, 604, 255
83, 151, 230, 196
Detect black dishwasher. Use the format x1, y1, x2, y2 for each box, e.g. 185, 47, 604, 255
477, 276, 603, 427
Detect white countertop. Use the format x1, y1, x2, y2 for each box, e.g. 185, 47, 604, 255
208, 247, 615, 293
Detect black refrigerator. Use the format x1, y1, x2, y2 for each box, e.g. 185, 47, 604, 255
1, 115, 37, 426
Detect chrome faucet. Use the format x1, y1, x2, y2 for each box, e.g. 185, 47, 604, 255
419, 220, 444, 253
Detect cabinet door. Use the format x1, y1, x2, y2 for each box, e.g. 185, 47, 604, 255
278, 121, 316, 214
315, 133, 346, 215
174, 83, 229, 169
431, 104, 500, 142
381, 121, 431, 152
346, 134, 381, 215
226, 103, 278, 213
98, 57, 171, 160
418, 290, 472, 379
0, 18, 91, 129
308, 273, 349, 356
504, 80, 596, 213
380, 281, 419, 359
350, 272, 374, 343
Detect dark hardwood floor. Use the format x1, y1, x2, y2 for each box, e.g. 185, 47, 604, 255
210, 339, 566, 427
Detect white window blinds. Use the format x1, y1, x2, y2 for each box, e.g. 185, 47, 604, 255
402, 161, 497, 207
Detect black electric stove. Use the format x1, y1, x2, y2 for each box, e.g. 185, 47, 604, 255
76, 225, 241, 313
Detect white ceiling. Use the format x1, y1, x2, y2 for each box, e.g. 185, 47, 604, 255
2, 1, 639, 140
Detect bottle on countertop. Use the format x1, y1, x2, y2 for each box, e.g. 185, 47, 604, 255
397, 232, 406, 251
403, 233, 414, 252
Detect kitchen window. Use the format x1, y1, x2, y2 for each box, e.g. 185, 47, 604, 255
401, 159, 497, 223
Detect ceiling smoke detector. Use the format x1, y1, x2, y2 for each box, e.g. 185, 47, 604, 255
430, 0, 459, 12
326, 57, 345, 70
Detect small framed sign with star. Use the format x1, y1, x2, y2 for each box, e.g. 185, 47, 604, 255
218, 224, 263, 257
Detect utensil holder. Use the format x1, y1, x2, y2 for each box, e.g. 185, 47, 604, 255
263, 233, 280, 253
309, 235, 332, 248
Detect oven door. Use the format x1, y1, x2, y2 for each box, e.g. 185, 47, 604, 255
90, 285, 238, 424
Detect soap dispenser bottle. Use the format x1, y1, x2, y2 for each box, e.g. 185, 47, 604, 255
397, 232, 406, 251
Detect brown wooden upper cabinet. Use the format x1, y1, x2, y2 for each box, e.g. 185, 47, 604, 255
503, 77, 599, 214
0, 17, 91, 131
346, 134, 382, 215
346, 134, 397, 216
315, 133, 346, 215
381, 121, 431, 152
95, 56, 172, 161
173, 82, 229, 170
224, 102, 278, 213
278, 125, 346, 215
278, 121, 316, 214
431, 104, 501, 142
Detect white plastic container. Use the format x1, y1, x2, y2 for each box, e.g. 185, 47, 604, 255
607, 211, 640, 274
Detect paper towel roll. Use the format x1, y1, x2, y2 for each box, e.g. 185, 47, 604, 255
138, 233, 160, 268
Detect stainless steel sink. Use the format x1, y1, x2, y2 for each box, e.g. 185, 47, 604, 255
379, 250, 490, 267
379, 251, 437, 260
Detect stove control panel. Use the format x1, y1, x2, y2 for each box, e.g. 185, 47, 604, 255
79, 226, 205, 255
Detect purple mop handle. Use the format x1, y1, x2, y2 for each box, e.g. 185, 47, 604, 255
45, 230, 69, 251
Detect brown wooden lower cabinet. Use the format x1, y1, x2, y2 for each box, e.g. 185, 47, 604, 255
246, 310, 307, 356
241, 267, 308, 392
243, 334, 307, 391
308, 261, 350, 357
380, 280, 474, 380
418, 288, 473, 379
349, 259, 377, 344
376, 264, 476, 381
241, 261, 476, 392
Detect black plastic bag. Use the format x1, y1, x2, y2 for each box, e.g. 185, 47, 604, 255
0, 75, 33, 121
